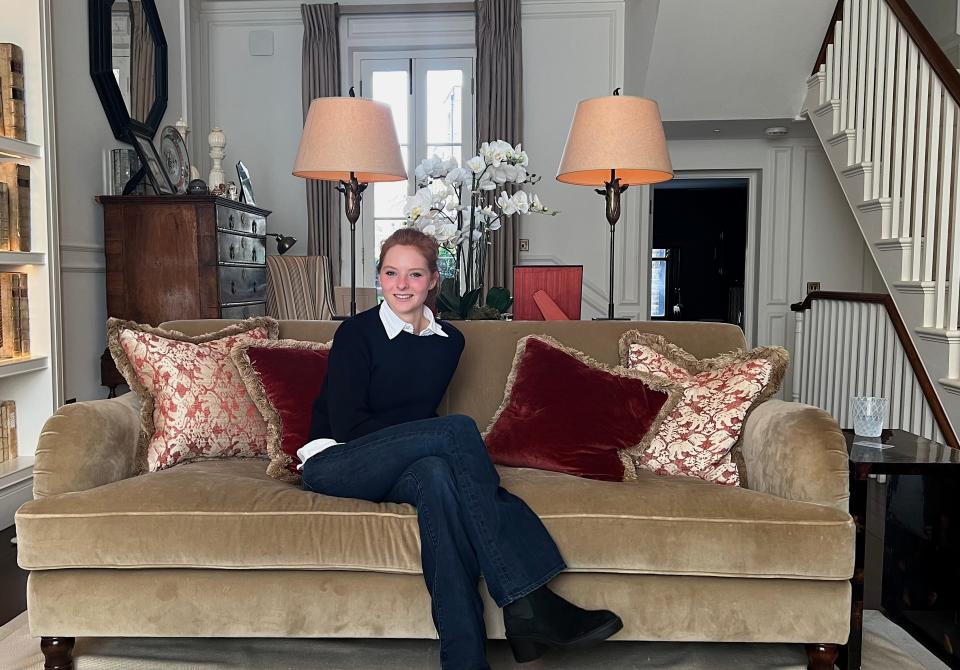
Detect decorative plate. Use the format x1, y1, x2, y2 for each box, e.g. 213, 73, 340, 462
159, 126, 191, 194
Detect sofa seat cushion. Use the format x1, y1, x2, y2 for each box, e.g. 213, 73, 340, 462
16, 459, 854, 580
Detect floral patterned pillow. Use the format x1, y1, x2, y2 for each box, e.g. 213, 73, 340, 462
618, 332, 789, 487
107, 317, 279, 473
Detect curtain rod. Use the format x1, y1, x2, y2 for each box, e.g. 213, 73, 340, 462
338, 3, 474, 15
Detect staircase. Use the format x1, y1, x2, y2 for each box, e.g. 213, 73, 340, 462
802, 0, 960, 446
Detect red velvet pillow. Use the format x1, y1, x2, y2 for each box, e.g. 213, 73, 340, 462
231, 339, 332, 482
482, 335, 681, 481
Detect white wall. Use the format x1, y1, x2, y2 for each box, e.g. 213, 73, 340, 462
52, 0, 191, 401
54, 0, 884, 400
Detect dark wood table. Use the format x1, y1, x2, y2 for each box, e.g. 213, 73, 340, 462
842, 429, 960, 669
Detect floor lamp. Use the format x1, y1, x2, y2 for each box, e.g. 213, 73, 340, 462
556, 91, 673, 320
292, 95, 407, 317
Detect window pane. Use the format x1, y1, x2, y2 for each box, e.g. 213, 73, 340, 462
651, 260, 666, 317
427, 70, 463, 144
426, 145, 462, 167
374, 219, 406, 264
371, 71, 409, 145
374, 180, 408, 218
652, 248, 667, 259
438, 247, 456, 281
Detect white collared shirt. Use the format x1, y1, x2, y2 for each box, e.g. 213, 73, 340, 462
378, 301, 448, 339
297, 300, 447, 469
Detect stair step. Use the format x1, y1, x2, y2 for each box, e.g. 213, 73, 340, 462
939, 377, 960, 394
827, 129, 857, 166
893, 280, 936, 293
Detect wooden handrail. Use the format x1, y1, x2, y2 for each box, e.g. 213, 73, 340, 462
811, 0, 843, 77
812, 0, 960, 107
791, 291, 958, 449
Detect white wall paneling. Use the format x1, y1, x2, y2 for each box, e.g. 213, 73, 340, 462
50, 0, 192, 401
520, 1, 632, 319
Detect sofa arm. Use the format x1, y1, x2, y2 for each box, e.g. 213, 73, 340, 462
33, 392, 141, 498
740, 399, 849, 512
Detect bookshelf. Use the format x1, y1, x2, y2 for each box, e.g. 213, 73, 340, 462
0, 1, 62, 528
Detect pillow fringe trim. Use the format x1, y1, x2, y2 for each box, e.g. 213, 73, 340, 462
483, 333, 683, 482
106, 316, 279, 474
230, 339, 333, 483
616, 330, 791, 489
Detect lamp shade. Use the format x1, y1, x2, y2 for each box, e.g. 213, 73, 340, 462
292, 97, 407, 183
556, 95, 673, 186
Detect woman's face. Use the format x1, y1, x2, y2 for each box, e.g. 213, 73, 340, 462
379, 244, 439, 320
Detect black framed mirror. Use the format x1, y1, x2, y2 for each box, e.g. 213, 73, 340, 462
89, 0, 168, 142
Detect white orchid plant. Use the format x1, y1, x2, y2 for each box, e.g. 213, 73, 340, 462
403, 140, 557, 318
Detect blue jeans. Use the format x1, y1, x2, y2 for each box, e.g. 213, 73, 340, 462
301, 414, 567, 670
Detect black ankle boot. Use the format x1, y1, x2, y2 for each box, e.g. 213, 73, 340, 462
502, 586, 623, 663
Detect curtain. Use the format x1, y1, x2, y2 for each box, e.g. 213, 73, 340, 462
301, 3, 342, 287
129, 1, 156, 123
476, 0, 523, 295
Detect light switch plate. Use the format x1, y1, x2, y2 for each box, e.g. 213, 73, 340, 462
519, 238, 530, 251
807, 281, 821, 294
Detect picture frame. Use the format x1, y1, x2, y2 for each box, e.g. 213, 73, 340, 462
129, 130, 175, 195
236, 160, 255, 205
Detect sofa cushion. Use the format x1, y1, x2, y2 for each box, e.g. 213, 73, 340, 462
619, 332, 789, 488
231, 339, 332, 483
107, 317, 279, 472
482, 334, 682, 482
17, 460, 853, 580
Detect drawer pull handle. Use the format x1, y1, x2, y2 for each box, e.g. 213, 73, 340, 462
231, 280, 236, 294
228, 214, 235, 229
229, 245, 235, 259
252, 248, 258, 262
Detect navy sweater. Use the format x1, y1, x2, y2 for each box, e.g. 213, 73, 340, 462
308, 306, 466, 443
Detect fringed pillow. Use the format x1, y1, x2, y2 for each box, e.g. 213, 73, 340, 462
482, 334, 682, 481
107, 317, 278, 473
619, 332, 789, 487
231, 339, 332, 483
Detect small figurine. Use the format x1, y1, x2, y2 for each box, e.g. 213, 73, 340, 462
226, 181, 240, 201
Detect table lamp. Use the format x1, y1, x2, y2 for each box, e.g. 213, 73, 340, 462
292, 92, 407, 317
556, 90, 673, 320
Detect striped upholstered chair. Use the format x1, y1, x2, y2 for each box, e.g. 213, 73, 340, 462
265, 255, 336, 320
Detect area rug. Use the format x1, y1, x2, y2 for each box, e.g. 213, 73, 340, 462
0, 610, 946, 669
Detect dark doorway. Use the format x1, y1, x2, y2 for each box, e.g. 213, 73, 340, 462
650, 179, 749, 331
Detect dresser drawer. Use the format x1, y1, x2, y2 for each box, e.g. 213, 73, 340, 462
217, 206, 265, 235
218, 231, 266, 264
218, 265, 267, 304
220, 302, 267, 319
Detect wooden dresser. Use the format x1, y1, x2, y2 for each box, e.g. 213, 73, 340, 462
97, 195, 272, 393
97, 195, 271, 322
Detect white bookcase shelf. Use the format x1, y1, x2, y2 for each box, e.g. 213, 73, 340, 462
0, 1, 62, 528
0, 355, 48, 379
0, 136, 42, 161
0, 251, 45, 265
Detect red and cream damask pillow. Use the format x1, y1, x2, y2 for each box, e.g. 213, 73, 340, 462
231, 339, 332, 483
618, 332, 788, 487
482, 334, 682, 482
107, 317, 279, 472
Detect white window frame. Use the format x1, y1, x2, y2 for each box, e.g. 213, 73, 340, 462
349, 48, 476, 287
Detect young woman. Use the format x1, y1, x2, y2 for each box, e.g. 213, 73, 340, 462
300, 228, 622, 669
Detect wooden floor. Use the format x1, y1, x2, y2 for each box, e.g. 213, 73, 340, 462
0, 524, 28, 627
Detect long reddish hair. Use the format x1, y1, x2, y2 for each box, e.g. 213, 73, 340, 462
377, 228, 441, 311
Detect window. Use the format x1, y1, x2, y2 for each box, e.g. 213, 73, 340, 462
650, 248, 669, 318
357, 55, 475, 294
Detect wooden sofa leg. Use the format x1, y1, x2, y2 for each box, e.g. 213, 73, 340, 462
805, 643, 839, 669
40, 637, 75, 670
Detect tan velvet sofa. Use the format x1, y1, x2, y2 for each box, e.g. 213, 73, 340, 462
15, 319, 854, 669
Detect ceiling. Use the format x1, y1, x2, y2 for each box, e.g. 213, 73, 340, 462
642, 0, 838, 121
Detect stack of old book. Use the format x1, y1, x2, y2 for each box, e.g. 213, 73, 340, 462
0, 272, 28, 359
0, 163, 29, 251
0, 401, 17, 463
0, 43, 25, 141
